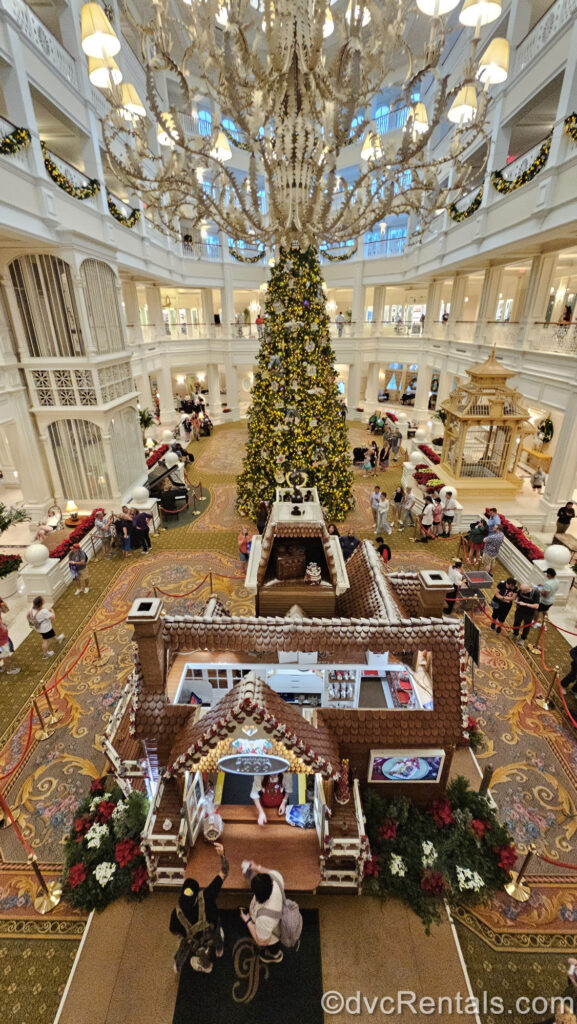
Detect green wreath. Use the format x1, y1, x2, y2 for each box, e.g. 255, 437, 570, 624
537, 417, 554, 444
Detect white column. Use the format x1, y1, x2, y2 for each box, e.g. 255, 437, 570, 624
1, 29, 49, 181
221, 267, 235, 331
548, 20, 577, 165
145, 286, 165, 330
38, 432, 65, 504
201, 289, 215, 327
3, 401, 52, 520
436, 369, 454, 406
122, 281, 144, 345
207, 364, 222, 423
373, 286, 386, 326
412, 364, 432, 421
518, 254, 557, 346
425, 280, 443, 324
157, 364, 173, 419
474, 267, 503, 341
101, 433, 122, 505
223, 354, 240, 419
446, 276, 467, 341
347, 361, 362, 418
364, 362, 380, 405
540, 404, 577, 526
350, 264, 364, 327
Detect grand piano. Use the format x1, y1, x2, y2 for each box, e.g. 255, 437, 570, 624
146, 461, 189, 514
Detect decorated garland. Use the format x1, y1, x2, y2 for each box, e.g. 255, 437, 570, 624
228, 245, 265, 263
222, 125, 249, 152
320, 244, 358, 262
564, 113, 577, 142
537, 416, 554, 444
447, 183, 484, 222
491, 134, 552, 194
0, 126, 31, 156
41, 142, 100, 201
107, 193, 141, 228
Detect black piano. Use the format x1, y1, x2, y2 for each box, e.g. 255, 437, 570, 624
146, 463, 189, 507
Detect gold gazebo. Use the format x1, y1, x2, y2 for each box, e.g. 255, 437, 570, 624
439, 351, 532, 497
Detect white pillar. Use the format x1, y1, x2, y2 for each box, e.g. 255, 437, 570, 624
364, 362, 380, 405
157, 364, 173, 419
373, 286, 386, 325
425, 280, 443, 324
518, 254, 557, 346
474, 267, 502, 341
207, 364, 222, 423
122, 281, 144, 345
413, 364, 432, 421
436, 369, 454, 406
221, 267, 235, 330
350, 264, 364, 327
145, 286, 164, 330
201, 289, 215, 327
223, 354, 240, 418
101, 433, 122, 505
540, 404, 577, 527
347, 361, 362, 417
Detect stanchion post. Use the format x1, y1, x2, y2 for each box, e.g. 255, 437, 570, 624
42, 686, 62, 726
93, 629, 101, 661
32, 696, 55, 741
0, 791, 21, 829
505, 843, 535, 902
535, 666, 560, 711
479, 764, 494, 798
28, 854, 62, 914
209, 571, 213, 595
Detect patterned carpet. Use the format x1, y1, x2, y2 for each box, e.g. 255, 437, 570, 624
1, 420, 576, 1023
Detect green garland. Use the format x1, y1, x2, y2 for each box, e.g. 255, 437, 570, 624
320, 244, 357, 262
564, 112, 577, 142
222, 125, 249, 152
447, 183, 484, 222
491, 134, 552, 194
537, 416, 554, 444
41, 142, 100, 201
107, 193, 141, 228
0, 126, 31, 156
229, 245, 265, 263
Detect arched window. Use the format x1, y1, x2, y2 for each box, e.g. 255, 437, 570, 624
222, 117, 239, 144
47, 418, 111, 499
375, 105, 390, 134
197, 109, 212, 136
80, 260, 125, 354
9, 254, 85, 358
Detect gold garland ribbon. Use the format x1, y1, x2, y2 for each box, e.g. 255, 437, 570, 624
490, 134, 552, 194
41, 142, 100, 201
447, 183, 484, 222
564, 113, 577, 142
0, 126, 31, 156
107, 193, 141, 228
228, 246, 266, 263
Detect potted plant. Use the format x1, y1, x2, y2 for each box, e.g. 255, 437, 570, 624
0, 504, 30, 597
138, 408, 155, 442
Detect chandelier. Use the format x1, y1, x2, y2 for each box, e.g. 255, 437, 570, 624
90, 0, 509, 250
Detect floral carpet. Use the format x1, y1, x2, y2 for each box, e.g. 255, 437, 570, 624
1, 421, 577, 1023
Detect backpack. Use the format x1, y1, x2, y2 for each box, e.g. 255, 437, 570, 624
255, 881, 303, 949
183, 418, 192, 433
27, 609, 40, 631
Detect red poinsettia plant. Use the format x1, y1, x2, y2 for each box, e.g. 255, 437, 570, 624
50, 508, 105, 560
385, 411, 398, 423
418, 444, 441, 465
62, 778, 150, 912
146, 444, 169, 468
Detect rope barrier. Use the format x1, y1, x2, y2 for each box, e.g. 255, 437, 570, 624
0, 790, 34, 856
535, 851, 577, 871
155, 574, 209, 598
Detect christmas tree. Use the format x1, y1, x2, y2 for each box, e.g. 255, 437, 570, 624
236, 247, 354, 520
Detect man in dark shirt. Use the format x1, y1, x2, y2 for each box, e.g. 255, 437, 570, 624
169, 842, 228, 974
556, 502, 575, 534
131, 510, 153, 553
340, 531, 360, 560
512, 583, 541, 646
561, 646, 577, 692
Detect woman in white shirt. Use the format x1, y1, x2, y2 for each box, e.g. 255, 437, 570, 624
444, 559, 464, 614
413, 497, 434, 543
376, 492, 392, 535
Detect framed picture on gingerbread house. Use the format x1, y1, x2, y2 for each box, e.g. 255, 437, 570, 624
368, 749, 445, 784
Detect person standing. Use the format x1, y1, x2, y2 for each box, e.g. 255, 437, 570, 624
391, 429, 402, 462
444, 559, 464, 613
413, 496, 434, 543
27, 596, 65, 659
379, 441, 391, 473
556, 502, 575, 535
154, 395, 161, 424
486, 508, 501, 531
432, 497, 444, 538
115, 507, 133, 558
335, 311, 346, 337
251, 773, 288, 826
190, 411, 201, 441
0, 616, 20, 674
238, 528, 253, 562
169, 842, 229, 975
535, 568, 559, 627
69, 543, 90, 594
441, 490, 457, 537
370, 486, 381, 529
376, 492, 392, 535
512, 583, 541, 646
255, 314, 264, 339
399, 487, 416, 531
340, 531, 360, 560
560, 646, 577, 692
256, 501, 269, 535
480, 525, 504, 574
240, 862, 286, 964
94, 510, 113, 560
391, 486, 404, 526
465, 518, 488, 564
132, 510, 153, 553
531, 467, 547, 492
489, 578, 517, 634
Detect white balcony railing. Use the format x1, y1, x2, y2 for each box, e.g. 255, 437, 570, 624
364, 237, 407, 259
2, 0, 78, 87
515, 0, 577, 74
375, 107, 410, 135
526, 322, 577, 355
42, 146, 101, 208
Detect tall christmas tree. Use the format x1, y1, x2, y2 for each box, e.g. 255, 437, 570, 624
236, 247, 354, 520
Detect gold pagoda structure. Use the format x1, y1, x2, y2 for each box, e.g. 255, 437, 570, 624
439, 351, 532, 498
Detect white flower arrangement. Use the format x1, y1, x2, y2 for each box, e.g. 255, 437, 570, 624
456, 866, 484, 892
94, 861, 117, 888
90, 795, 103, 811
421, 841, 438, 869
111, 800, 127, 826
390, 853, 407, 878
85, 822, 109, 850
